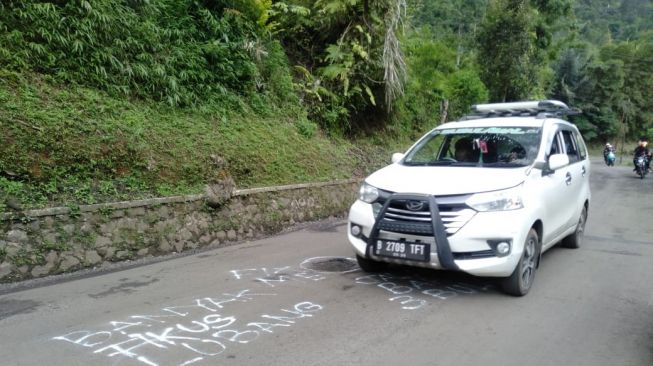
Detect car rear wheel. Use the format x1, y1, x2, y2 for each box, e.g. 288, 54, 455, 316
501, 229, 539, 296
562, 205, 587, 249
356, 254, 388, 272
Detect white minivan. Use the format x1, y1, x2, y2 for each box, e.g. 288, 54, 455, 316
348, 100, 590, 296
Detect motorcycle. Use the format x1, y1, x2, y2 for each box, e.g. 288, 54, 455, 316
605, 151, 616, 166
635, 155, 648, 179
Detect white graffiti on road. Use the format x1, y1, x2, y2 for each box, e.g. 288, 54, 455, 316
52, 289, 323, 366
230, 258, 494, 311
230, 266, 327, 287
355, 273, 493, 310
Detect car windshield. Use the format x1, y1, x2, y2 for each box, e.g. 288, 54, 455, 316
403, 126, 542, 167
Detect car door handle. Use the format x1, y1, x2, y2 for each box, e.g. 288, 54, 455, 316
581, 166, 587, 176
565, 172, 572, 185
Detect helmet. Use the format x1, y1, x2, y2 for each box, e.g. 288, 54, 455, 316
606, 143, 611, 146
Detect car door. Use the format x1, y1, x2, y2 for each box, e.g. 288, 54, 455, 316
560, 128, 589, 230
539, 128, 575, 243
565, 129, 590, 222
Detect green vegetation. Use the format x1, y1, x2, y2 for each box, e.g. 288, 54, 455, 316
551, 39, 653, 143
1, 0, 652, 211
477, 0, 572, 101
0, 0, 289, 106
38, 238, 71, 254
409, 0, 652, 142
0, 70, 405, 209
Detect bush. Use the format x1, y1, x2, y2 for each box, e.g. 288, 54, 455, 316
0, 0, 279, 106
296, 119, 318, 138
444, 70, 489, 120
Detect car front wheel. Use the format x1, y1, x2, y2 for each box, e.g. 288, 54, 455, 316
501, 228, 539, 296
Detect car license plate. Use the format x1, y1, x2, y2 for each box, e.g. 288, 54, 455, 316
375, 240, 430, 261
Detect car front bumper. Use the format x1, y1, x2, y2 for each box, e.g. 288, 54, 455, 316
348, 198, 532, 277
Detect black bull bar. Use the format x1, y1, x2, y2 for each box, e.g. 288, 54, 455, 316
365, 193, 459, 270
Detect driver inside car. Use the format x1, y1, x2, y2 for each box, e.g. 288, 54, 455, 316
454, 137, 480, 162
509, 146, 527, 162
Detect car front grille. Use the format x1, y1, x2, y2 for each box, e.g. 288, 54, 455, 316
377, 196, 475, 237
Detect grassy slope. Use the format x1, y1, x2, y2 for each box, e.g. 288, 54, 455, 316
0, 71, 410, 210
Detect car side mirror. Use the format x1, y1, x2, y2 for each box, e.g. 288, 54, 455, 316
391, 153, 405, 164
548, 153, 569, 171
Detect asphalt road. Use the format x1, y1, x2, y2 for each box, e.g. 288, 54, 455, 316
1, 158, 652, 366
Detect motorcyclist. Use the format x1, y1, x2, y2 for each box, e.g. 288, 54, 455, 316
633, 137, 651, 172
603, 143, 615, 164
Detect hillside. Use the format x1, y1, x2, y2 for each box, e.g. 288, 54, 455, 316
0, 70, 407, 210
1, 0, 652, 211
0, 1, 414, 211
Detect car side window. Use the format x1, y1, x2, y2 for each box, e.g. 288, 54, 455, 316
573, 131, 587, 160
561, 130, 580, 163
549, 132, 563, 156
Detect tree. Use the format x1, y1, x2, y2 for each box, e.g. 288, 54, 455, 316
392, 28, 488, 132
578, 58, 626, 141
409, 0, 488, 66
269, 0, 409, 133
555, 38, 653, 143
475, 0, 573, 102
445, 70, 489, 119
477, 0, 536, 102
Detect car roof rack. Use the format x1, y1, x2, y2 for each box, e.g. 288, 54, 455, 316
461, 100, 581, 120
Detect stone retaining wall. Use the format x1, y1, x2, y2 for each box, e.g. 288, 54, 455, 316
0, 179, 360, 282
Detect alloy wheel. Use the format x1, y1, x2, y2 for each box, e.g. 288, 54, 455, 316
520, 237, 537, 289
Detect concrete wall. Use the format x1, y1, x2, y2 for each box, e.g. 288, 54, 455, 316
0, 179, 360, 282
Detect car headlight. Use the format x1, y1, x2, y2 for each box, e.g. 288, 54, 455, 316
359, 182, 380, 203
466, 185, 524, 212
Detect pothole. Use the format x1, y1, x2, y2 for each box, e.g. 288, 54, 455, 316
300, 256, 359, 273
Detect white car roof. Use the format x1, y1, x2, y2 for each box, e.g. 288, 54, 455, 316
435, 116, 570, 130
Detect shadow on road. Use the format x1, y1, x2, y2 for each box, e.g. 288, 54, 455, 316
337, 263, 501, 310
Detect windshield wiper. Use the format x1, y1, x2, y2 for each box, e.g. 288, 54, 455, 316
404, 161, 455, 166
405, 160, 479, 166
426, 161, 455, 166
480, 161, 528, 167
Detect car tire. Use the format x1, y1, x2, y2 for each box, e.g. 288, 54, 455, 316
501, 228, 539, 297
562, 205, 587, 249
356, 254, 387, 272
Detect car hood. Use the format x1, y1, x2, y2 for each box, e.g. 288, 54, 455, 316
366, 163, 529, 196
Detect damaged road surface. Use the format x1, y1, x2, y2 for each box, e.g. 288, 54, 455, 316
1, 159, 652, 366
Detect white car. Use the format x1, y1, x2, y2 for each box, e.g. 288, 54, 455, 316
348, 100, 591, 296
